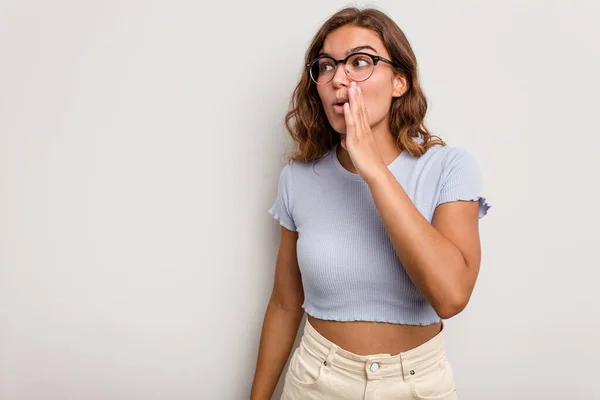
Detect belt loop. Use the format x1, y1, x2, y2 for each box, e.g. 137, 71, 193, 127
399, 353, 411, 382
323, 344, 338, 371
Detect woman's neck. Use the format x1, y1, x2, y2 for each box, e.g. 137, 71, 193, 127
336, 129, 400, 174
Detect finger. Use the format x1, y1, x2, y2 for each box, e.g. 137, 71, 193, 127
349, 85, 363, 139
343, 102, 355, 139
356, 86, 368, 134
350, 84, 361, 125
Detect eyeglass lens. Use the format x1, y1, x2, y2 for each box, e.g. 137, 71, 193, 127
310, 54, 375, 84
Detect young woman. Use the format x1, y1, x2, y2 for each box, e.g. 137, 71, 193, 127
250, 7, 490, 400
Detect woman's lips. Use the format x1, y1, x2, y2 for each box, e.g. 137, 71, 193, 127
333, 104, 345, 114
332, 96, 349, 115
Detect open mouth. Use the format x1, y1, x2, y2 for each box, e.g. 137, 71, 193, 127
332, 98, 348, 114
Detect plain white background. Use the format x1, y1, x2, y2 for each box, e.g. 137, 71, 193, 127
1, 0, 598, 399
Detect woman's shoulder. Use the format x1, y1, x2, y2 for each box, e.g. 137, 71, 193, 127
283, 149, 335, 173
412, 142, 479, 169
272, 153, 325, 191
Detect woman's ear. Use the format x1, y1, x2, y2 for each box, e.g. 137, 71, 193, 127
392, 74, 408, 98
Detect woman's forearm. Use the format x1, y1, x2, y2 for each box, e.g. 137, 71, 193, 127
250, 300, 304, 400
366, 169, 469, 318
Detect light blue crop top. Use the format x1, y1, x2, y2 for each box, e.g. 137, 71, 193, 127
268, 143, 490, 325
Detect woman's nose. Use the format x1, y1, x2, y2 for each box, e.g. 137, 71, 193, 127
331, 63, 350, 87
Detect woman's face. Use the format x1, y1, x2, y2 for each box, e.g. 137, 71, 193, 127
315, 25, 406, 136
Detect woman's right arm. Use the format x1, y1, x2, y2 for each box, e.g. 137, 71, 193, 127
250, 226, 305, 400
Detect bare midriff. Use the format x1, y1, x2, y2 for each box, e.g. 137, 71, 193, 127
307, 315, 443, 356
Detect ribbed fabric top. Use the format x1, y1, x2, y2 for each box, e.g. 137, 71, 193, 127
268, 143, 490, 325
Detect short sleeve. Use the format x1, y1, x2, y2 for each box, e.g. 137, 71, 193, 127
436, 147, 491, 219
268, 162, 297, 231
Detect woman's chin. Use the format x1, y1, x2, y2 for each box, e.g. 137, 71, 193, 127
326, 115, 346, 134
331, 123, 347, 135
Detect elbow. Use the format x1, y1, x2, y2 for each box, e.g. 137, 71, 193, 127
269, 292, 304, 314
435, 303, 464, 320
434, 291, 470, 320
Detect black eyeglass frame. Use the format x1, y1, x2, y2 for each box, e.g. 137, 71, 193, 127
305, 52, 403, 84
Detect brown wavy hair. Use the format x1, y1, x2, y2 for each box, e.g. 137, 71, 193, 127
285, 6, 445, 162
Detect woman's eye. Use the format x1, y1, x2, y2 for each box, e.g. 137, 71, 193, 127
353, 57, 369, 67
320, 63, 334, 72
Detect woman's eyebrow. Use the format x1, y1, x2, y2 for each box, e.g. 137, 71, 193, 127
319, 45, 379, 57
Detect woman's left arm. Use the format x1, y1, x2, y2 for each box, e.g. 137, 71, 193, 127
343, 82, 484, 319
367, 171, 481, 319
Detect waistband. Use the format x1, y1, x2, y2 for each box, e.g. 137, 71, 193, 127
302, 319, 446, 380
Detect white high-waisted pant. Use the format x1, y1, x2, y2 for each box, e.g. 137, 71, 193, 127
281, 319, 458, 400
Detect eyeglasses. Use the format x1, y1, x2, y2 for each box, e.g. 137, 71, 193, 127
306, 52, 402, 85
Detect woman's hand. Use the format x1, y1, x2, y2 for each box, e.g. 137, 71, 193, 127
342, 81, 388, 183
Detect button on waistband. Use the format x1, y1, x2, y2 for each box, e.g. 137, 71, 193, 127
370, 362, 380, 373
